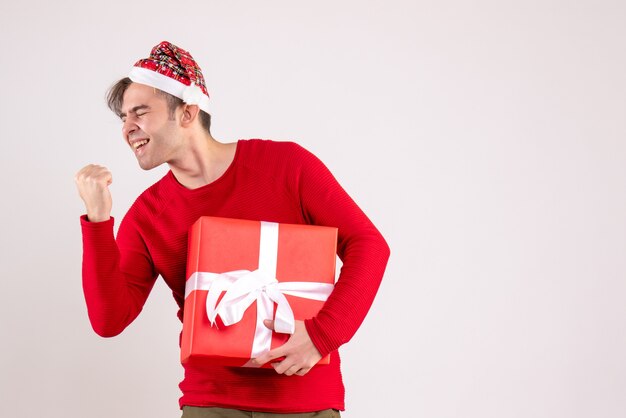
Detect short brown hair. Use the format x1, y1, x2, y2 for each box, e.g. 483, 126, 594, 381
106, 77, 212, 133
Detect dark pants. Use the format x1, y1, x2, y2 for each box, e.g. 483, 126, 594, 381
181, 406, 341, 418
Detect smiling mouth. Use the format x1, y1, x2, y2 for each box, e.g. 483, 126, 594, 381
132, 139, 150, 151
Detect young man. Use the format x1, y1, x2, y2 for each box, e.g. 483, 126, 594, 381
75, 41, 389, 418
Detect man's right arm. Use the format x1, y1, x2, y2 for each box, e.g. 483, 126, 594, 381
76, 165, 157, 337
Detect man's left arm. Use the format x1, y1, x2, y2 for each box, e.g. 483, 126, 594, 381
254, 143, 391, 375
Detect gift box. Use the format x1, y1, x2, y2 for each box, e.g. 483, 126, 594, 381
181, 216, 337, 367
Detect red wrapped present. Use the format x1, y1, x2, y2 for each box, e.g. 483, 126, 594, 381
181, 216, 337, 367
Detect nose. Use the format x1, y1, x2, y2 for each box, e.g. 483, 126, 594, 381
122, 117, 138, 140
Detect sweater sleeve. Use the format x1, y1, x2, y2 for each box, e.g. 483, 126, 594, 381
289, 145, 391, 357
80, 214, 158, 337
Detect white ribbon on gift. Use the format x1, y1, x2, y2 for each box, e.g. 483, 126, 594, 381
184, 221, 334, 360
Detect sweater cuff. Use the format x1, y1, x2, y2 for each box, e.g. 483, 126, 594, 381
80, 214, 114, 225
80, 215, 115, 237
304, 317, 336, 358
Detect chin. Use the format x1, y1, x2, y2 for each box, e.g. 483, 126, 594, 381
137, 160, 163, 171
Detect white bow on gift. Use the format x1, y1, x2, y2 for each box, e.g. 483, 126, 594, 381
184, 221, 334, 359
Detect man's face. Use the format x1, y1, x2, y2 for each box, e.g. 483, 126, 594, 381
120, 83, 182, 170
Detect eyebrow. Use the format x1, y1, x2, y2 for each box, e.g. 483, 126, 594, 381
120, 105, 150, 119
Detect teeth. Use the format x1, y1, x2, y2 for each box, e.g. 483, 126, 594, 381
133, 139, 149, 149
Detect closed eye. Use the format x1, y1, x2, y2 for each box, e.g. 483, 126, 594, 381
120, 105, 151, 122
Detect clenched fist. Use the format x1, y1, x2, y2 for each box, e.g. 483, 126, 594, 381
75, 164, 113, 222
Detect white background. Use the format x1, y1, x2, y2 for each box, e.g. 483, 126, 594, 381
1, 1, 625, 417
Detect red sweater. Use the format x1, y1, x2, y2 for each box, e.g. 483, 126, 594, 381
80, 139, 390, 412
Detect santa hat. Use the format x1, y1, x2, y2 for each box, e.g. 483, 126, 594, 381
129, 41, 210, 114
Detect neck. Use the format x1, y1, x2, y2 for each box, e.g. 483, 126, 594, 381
168, 132, 238, 189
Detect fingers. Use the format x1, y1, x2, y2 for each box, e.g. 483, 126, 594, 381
251, 321, 279, 365
256, 346, 315, 376
272, 361, 311, 376
253, 320, 321, 376
252, 346, 284, 367
75, 164, 113, 186
75, 164, 113, 222
295, 367, 311, 376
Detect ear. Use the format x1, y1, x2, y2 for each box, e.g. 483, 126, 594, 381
180, 104, 200, 127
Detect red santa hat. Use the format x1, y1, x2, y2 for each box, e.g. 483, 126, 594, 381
128, 41, 210, 114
